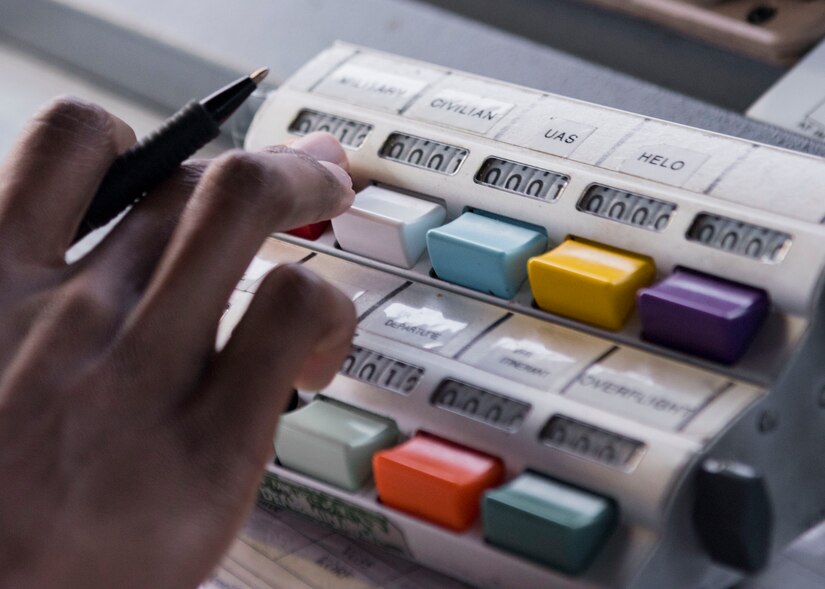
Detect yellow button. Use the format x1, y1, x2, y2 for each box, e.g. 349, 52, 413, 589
528, 238, 655, 330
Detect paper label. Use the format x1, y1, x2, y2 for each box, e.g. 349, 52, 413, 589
407, 88, 514, 133
520, 117, 596, 157
257, 472, 410, 556
621, 144, 709, 186
365, 302, 466, 350
565, 348, 727, 430
315, 63, 430, 112
473, 336, 577, 391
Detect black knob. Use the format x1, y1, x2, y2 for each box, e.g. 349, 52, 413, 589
693, 459, 773, 573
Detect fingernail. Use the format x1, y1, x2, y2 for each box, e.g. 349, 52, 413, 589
292, 132, 348, 168
321, 161, 353, 191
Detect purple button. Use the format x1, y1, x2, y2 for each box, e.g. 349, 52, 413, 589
637, 269, 769, 364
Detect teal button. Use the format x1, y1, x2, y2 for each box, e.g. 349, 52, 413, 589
483, 472, 616, 575
274, 399, 399, 491
426, 212, 547, 299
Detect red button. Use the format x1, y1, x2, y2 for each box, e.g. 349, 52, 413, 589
373, 433, 504, 531
288, 221, 329, 241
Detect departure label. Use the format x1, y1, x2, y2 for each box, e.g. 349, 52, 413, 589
621, 144, 709, 186
368, 302, 467, 350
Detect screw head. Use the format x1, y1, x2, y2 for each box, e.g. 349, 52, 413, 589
758, 410, 779, 433
747, 5, 777, 25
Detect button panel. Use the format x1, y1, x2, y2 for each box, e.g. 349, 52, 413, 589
274, 399, 399, 491
427, 212, 547, 298
483, 472, 617, 574
239, 44, 817, 589
528, 238, 656, 330
373, 434, 504, 531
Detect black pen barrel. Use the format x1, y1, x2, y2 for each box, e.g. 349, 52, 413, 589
74, 101, 220, 243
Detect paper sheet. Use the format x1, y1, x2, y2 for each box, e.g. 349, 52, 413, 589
748, 38, 825, 142
204, 505, 825, 589
201, 507, 473, 589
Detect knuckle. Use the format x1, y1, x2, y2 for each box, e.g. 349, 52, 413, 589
200, 150, 280, 222
257, 264, 321, 314
207, 150, 267, 197
256, 266, 333, 336
257, 265, 354, 340
172, 160, 208, 190
50, 281, 120, 332
33, 97, 116, 153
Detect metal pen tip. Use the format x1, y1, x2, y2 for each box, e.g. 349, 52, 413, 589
250, 67, 270, 84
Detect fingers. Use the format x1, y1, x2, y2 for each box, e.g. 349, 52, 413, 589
0, 97, 135, 265
124, 132, 353, 369
184, 265, 356, 467
70, 161, 208, 306
75, 132, 348, 298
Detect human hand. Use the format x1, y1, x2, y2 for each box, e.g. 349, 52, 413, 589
0, 98, 356, 588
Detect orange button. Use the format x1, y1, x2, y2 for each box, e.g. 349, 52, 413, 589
372, 434, 504, 531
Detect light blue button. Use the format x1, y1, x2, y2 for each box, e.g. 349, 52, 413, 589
426, 212, 547, 298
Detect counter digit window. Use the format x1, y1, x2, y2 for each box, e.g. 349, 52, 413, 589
379, 132, 468, 175
288, 109, 373, 148
577, 184, 676, 231
431, 379, 530, 432
340, 345, 424, 394
687, 213, 791, 263
540, 415, 645, 470
475, 157, 568, 202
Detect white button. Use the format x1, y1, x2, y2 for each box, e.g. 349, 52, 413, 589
564, 348, 728, 430
332, 186, 446, 268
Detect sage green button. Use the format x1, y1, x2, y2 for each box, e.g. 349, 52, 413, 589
274, 399, 399, 491
483, 472, 616, 575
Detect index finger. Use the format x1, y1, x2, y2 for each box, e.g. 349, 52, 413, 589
124, 136, 354, 364
0, 97, 136, 265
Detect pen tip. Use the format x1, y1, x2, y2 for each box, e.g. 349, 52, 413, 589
250, 67, 270, 84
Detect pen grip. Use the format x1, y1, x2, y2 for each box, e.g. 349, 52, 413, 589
74, 101, 221, 243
